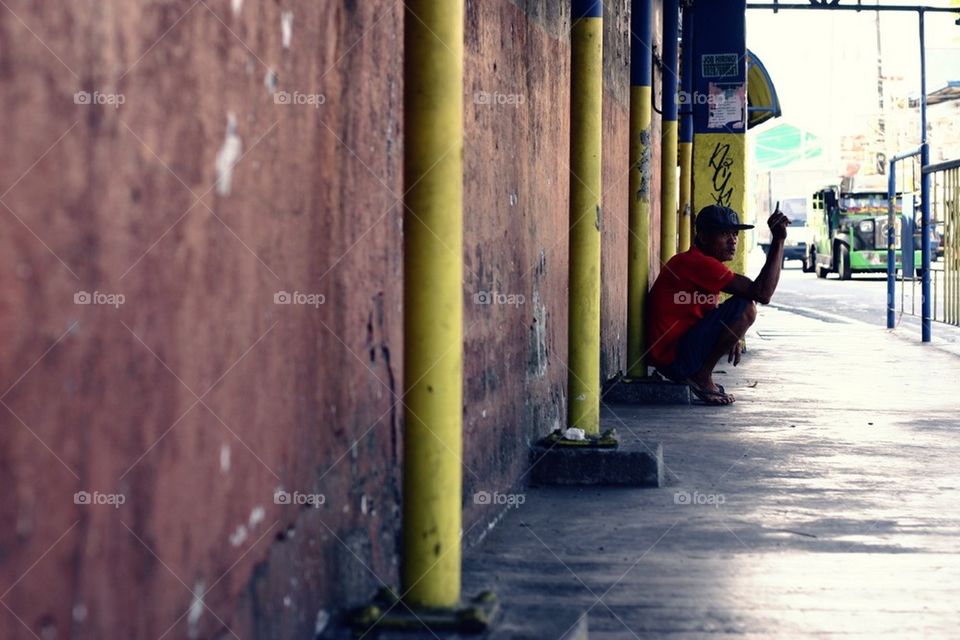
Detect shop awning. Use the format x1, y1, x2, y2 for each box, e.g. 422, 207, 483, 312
747, 49, 781, 129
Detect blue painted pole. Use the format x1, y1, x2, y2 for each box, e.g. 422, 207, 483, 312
919, 10, 931, 342
887, 161, 897, 329
659, 0, 680, 261
678, 4, 694, 251
679, 6, 693, 142
662, 0, 679, 123
630, 0, 653, 88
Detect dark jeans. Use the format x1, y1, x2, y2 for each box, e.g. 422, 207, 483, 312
658, 296, 750, 381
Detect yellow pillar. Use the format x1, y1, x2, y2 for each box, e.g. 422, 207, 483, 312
567, 0, 603, 434
626, 0, 653, 379
692, 135, 748, 274
402, 0, 464, 608
678, 141, 693, 251
661, 123, 679, 262
690, 0, 748, 277
627, 87, 652, 379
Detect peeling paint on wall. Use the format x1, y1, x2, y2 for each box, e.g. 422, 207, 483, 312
638, 129, 652, 199
281, 11, 294, 49
249, 506, 265, 528
264, 69, 278, 94
528, 249, 548, 378
215, 113, 242, 196
187, 581, 205, 639
219, 444, 230, 473
229, 525, 248, 547
528, 287, 548, 378
315, 609, 330, 635
0, 1, 646, 637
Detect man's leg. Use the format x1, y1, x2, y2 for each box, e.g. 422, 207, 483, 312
688, 299, 757, 399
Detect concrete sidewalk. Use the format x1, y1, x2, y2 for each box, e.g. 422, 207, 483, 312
460, 305, 960, 639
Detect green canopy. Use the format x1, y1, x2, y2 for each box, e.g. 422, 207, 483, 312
752, 122, 823, 169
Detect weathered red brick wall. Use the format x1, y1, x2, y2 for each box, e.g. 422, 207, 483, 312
0, 1, 662, 638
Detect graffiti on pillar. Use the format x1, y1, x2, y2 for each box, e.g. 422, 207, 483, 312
708, 142, 735, 207
636, 129, 652, 200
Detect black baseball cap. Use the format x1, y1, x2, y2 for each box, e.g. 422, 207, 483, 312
695, 205, 754, 231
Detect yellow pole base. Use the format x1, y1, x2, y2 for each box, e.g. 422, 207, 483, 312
402, 0, 465, 608
567, 15, 603, 435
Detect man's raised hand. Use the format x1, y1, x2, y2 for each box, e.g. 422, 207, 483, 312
767, 202, 790, 241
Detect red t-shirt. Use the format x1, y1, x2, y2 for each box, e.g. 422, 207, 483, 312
647, 246, 736, 366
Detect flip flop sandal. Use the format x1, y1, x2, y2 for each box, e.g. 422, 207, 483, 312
685, 379, 735, 405
691, 388, 733, 406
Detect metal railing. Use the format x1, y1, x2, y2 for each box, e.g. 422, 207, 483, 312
888, 155, 960, 335
887, 149, 921, 331
928, 159, 960, 327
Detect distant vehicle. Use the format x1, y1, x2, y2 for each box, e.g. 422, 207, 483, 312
804, 187, 927, 279
757, 196, 810, 264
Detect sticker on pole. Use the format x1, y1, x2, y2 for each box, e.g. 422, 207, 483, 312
707, 83, 745, 130
701, 54, 739, 79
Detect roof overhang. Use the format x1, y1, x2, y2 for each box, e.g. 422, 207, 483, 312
747, 49, 782, 129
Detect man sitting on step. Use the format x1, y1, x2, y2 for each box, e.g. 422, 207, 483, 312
646, 204, 790, 405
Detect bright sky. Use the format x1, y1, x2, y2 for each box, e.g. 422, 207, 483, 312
747, 1, 960, 153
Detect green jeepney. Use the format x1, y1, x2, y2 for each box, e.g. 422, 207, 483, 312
804, 187, 921, 280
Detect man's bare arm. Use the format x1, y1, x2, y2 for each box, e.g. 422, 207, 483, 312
722, 211, 790, 304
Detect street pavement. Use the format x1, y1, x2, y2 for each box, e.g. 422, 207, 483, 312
459, 287, 960, 639
763, 250, 960, 356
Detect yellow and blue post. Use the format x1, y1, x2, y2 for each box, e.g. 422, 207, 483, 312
402, 0, 464, 609
626, 0, 653, 378
691, 0, 748, 276
660, 0, 680, 263
678, 4, 694, 253
567, 0, 603, 434
919, 10, 932, 342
